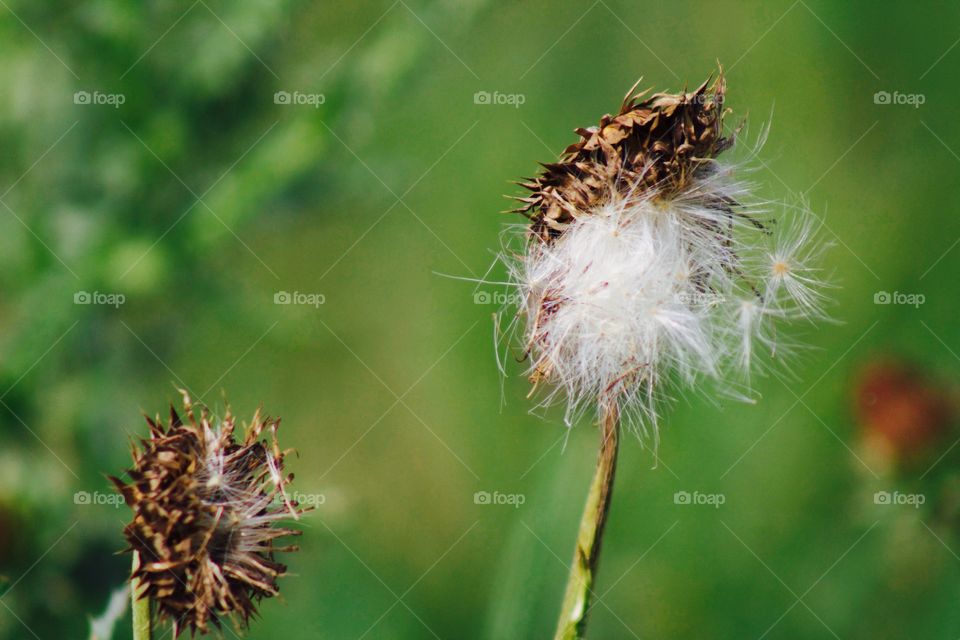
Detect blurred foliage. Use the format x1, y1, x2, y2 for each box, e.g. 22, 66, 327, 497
0, 1, 959, 638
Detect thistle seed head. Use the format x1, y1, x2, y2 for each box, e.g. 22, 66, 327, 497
111, 391, 303, 637
512, 73, 732, 241
503, 69, 831, 437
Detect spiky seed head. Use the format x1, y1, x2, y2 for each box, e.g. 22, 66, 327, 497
503, 69, 830, 437
512, 74, 732, 241
111, 391, 303, 637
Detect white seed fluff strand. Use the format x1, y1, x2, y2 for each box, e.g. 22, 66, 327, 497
506, 167, 828, 438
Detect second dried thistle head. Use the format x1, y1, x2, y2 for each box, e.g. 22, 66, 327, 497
112, 391, 304, 637
503, 70, 831, 437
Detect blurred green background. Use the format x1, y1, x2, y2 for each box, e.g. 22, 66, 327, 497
1, 1, 959, 638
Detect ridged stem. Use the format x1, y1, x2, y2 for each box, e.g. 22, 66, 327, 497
131, 552, 152, 640
553, 402, 620, 640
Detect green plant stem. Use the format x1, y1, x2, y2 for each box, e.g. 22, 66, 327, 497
553, 403, 620, 640
131, 552, 152, 640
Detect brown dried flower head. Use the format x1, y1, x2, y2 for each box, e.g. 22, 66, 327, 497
501, 69, 830, 434
111, 391, 303, 637
512, 71, 734, 242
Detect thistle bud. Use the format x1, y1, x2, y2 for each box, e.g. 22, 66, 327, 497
111, 391, 303, 637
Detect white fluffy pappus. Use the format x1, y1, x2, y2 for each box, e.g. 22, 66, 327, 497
500, 168, 831, 439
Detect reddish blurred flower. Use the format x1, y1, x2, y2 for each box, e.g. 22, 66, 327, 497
854, 358, 956, 462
